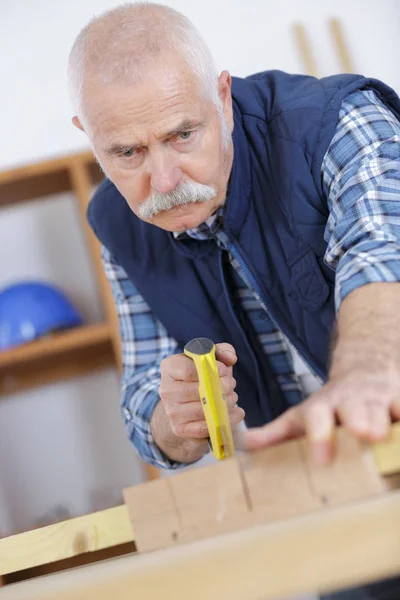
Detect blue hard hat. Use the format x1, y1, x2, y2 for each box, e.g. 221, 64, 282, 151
0, 281, 84, 351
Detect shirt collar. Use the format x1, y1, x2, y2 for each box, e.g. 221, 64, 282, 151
173, 199, 226, 241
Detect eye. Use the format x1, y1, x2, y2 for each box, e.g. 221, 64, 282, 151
122, 148, 135, 158
178, 131, 193, 141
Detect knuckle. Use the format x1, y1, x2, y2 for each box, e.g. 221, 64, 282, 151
217, 342, 236, 354
160, 357, 171, 374
171, 421, 184, 437
197, 423, 209, 438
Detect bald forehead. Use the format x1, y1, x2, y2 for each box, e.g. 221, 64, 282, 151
83, 62, 211, 144
83, 57, 203, 118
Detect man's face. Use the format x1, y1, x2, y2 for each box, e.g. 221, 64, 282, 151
78, 59, 234, 232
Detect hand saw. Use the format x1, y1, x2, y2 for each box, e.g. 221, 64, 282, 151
184, 337, 236, 460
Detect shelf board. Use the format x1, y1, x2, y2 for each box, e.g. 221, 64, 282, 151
0, 323, 115, 395
0, 151, 104, 207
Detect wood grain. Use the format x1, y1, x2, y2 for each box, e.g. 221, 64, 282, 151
3, 490, 400, 600
124, 459, 250, 551
125, 425, 400, 552
0, 506, 133, 576
373, 423, 400, 476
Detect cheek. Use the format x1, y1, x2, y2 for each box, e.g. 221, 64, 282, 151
104, 163, 149, 210
181, 136, 225, 186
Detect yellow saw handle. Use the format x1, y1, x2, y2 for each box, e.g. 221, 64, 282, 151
184, 337, 235, 460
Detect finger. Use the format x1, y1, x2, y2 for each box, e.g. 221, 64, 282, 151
166, 398, 208, 424
230, 405, 245, 426
175, 419, 210, 439
337, 399, 391, 441
161, 354, 199, 382
215, 343, 237, 367
243, 408, 304, 451
159, 380, 201, 404
303, 401, 335, 465
216, 360, 229, 377
225, 391, 239, 410
220, 374, 237, 396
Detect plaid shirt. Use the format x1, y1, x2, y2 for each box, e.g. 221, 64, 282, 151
102, 89, 400, 468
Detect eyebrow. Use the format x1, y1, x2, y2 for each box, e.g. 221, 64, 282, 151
164, 119, 204, 138
104, 119, 204, 156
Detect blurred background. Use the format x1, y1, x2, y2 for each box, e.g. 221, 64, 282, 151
0, 0, 398, 538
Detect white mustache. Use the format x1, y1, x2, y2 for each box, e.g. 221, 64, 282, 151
138, 178, 217, 219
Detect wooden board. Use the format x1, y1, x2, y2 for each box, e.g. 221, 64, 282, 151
1, 424, 399, 579
373, 423, 400, 476
2, 490, 400, 600
0, 506, 133, 576
124, 426, 396, 552
0, 323, 114, 396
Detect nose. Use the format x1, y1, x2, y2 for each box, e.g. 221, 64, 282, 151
149, 150, 182, 194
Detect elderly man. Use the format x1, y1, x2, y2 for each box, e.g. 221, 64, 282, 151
69, 3, 400, 598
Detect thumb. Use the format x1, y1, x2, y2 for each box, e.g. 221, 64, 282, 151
215, 343, 237, 367
243, 409, 304, 451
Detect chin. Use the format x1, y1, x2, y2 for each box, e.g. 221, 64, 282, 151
148, 201, 217, 232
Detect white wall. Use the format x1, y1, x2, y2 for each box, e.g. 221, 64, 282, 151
0, 0, 398, 535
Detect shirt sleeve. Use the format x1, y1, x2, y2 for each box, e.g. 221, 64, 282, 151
321, 89, 400, 312
101, 245, 186, 469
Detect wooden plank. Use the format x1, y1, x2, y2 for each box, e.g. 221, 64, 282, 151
3, 490, 400, 600
4, 543, 135, 586
124, 427, 398, 552
0, 323, 111, 370
329, 18, 354, 73
124, 459, 250, 552
2, 425, 399, 577
0, 170, 71, 207
69, 162, 123, 374
0, 151, 95, 187
292, 23, 318, 77
242, 437, 321, 521
69, 160, 160, 483
373, 422, 400, 476
0, 324, 114, 396
301, 426, 386, 505
0, 506, 133, 577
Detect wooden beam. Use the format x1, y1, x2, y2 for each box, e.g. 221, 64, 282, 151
0, 506, 133, 577
3, 490, 400, 600
124, 426, 399, 552
373, 423, 400, 475
0, 151, 95, 187
292, 23, 318, 77
1, 425, 398, 578
329, 18, 354, 73
0, 324, 114, 396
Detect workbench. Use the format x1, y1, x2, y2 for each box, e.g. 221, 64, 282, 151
1, 424, 399, 599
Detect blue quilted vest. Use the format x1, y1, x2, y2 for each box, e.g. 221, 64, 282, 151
88, 70, 400, 428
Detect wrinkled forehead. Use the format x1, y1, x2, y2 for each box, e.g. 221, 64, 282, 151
82, 63, 211, 140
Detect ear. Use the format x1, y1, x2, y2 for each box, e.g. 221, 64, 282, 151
72, 116, 85, 131
218, 70, 233, 131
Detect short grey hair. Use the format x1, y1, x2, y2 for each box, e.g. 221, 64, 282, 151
68, 2, 221, 124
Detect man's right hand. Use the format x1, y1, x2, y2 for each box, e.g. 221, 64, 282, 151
150, 343, 245, 464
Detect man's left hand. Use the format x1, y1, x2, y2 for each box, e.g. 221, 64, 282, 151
243, 367, 400, 464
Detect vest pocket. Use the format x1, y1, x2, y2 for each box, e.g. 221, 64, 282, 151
289, 248, 330, 312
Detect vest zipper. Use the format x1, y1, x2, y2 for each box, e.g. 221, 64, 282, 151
218, 250, 282, 421
226, 242, 324, 384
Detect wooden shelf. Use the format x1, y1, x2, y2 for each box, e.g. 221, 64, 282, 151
0, 151, 104, 207
0, 323, 115, 395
